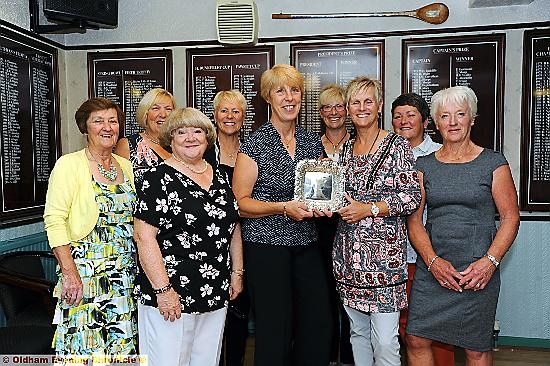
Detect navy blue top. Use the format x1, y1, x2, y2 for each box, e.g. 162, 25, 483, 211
239, 121, 323, 246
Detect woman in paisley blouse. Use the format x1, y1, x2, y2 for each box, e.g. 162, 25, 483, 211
232, 64, 332, 366
114, 88, 175, 185
44, 98, 137, 355
333, 76, 421, 366
133, 107, 243, 366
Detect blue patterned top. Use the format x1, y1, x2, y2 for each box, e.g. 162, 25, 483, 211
239, 121, 324, 246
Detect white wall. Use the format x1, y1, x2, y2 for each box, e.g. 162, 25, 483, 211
1, 0, 549, 342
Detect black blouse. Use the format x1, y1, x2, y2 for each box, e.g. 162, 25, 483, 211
134, 163, 239, 313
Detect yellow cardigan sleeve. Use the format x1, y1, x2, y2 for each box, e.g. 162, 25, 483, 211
43, 152, 81, 248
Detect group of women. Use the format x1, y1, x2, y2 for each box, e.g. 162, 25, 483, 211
44, 62, 520, 366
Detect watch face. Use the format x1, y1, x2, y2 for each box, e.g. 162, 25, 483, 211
371, 203, 380, 216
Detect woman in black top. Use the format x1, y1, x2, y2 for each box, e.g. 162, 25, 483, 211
133, 107, 243, 366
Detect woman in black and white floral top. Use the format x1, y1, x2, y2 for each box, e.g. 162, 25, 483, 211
133, 107, 243, 366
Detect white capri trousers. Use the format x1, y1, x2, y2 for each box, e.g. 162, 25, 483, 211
344, 305, 401, 366
138, 303, 227, 366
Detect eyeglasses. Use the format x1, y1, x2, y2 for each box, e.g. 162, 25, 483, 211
321, 104, 346, 113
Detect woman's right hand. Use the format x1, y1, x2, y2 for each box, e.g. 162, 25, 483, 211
60, 267, 84, 306
428, 256, 464, 292
284, 200, 314, 221
157, 289, 182, 322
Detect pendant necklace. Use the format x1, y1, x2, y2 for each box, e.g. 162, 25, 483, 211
172, 153, 208, 174
88, 148, 118, 181
281, 128, 296, 149
360, 128, 380, 156
143, 132, 160, 145
441, 144, 473, 162
325, 130, 348, 154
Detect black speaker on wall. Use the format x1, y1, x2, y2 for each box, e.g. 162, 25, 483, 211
43, 0, 118, 28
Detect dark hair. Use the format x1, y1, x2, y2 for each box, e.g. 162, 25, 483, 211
75, 98, 124, 134
391, 93, 430, 122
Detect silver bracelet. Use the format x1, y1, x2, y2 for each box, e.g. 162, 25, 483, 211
486, 254, 500, 267
427, 255, 439, 272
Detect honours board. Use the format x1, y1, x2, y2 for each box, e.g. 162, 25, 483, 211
521, 29, 550, 212
88, 50, 173, 137
403, 35, 504, 151
292, 41, 384, 133
0, 26, 60, 226
187, 46, 274, 141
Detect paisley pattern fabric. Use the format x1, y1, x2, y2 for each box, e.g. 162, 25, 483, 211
52, 177, 137, 355
127, 133, 164, 187
333, 132, 421, 313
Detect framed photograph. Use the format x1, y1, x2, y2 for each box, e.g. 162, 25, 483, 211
294, 159, 345, 211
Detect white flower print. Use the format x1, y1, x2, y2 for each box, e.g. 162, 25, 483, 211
180, 275, 190, 286
176, 232, 192, 248
162, 239, 172, 250
199, 263, 220, 279
222, 279, 229, 291
184, 296, 195, 307
138, 201, 148, 212
217, 254, 223, 262
141, 180, 150, 190
185, 213, 197, 225
189, 251, 207, 261
201, 284, 213, 297
189, 190, 203, 198
215, 237, 227, 249
192, 234, 202, 244
207, 223, 220, 237
159, 217, 172, 229
204, 203, 226, 219
215, 196, 227, 206
156, 198, 168, 213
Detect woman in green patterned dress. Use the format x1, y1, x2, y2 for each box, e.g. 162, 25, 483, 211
44, 98, 137, 355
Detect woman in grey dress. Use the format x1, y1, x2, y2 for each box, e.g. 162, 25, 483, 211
405, 86, 520, 366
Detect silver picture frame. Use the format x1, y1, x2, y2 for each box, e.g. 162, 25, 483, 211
294, 159, 345, 211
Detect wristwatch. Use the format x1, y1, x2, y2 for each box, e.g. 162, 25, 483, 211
369, 201, 380, 217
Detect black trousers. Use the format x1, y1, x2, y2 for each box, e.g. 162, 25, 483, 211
245, 241, 333, 366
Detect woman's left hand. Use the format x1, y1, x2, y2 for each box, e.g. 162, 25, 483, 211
337, 193, 368, 224
229, 272, 244, 300
459, 257, 497, 291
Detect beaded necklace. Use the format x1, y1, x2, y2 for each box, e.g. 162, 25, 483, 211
87, 148, 117, 181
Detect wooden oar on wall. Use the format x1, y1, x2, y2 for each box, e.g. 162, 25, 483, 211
272, 2, 449, 25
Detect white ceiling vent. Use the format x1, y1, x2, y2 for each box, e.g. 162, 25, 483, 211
216, 0, 258, 45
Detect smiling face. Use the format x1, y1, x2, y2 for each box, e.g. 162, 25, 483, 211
215, 101, 244, 137
86, 108, 119, 151
269, 84, 302, 124
171, 126, 208, 163
145, 95, 174, 135
392, 104, 428, 147
434, 100, 474, 143
320, 98, 347, 132
347, 86, 382, 130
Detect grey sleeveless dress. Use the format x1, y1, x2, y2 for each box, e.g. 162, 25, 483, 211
406, 149, 508, 352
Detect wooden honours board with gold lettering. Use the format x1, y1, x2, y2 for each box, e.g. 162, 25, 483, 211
403, 35, 504, 151
187, 46, 274, 141
521, 29, 550, 212
0, 26, 60, 226
88, 50, 173, 137
291, 41, 384, 133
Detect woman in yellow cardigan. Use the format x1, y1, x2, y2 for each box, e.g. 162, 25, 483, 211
44, 98, 137, 356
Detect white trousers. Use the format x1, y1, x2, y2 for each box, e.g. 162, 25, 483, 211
138, 303, 227, 366
344, 305, 401, 366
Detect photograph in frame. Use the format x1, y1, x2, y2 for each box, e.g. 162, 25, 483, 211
294, 159, 345, 211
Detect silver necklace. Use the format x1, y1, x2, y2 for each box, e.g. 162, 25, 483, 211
88, 148, 117, 181
172, 153, 208, 174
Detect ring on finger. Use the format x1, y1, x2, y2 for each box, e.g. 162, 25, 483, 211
476, 282, 481, 287
443, 281, 448, 285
